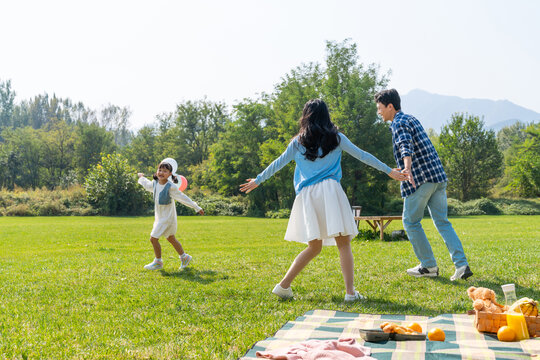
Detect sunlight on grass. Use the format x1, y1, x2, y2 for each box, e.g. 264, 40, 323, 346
0, 216, 538, 359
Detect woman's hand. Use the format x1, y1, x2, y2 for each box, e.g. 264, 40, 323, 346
388, 168, 408, 182
239, 178, 259, 193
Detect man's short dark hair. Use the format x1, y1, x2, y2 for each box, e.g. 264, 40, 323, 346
374, 89, 401, 111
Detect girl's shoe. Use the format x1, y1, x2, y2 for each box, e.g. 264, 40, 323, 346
144, 260, 163, 270
180, 254, 192, 269
272, 284, 293, 299
344, 290, 365, 302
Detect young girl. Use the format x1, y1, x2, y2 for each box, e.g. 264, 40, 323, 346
240, 99, 406, 301
138, 158, 204, 270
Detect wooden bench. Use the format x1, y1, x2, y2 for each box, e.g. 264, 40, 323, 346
354, 215, 402, 240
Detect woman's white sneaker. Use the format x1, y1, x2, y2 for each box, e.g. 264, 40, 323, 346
272, 284, 293, 299
344, 290, 365, 302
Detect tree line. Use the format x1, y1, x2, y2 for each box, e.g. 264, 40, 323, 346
1, 40, 538, 216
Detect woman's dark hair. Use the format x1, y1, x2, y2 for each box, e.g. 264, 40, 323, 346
374, 88, 401, 111
153, 162, 178, 183
297, 99, 340, 161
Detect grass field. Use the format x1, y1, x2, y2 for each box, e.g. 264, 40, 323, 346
1, 215, 539, 359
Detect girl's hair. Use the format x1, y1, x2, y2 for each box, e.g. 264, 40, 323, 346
153, 162, 178, 183
297, 99, 340, 161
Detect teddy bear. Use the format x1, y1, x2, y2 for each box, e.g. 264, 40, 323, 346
467, 286, 507, 313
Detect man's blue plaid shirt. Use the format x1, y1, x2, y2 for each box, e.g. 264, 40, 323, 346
390, 111, 447, 198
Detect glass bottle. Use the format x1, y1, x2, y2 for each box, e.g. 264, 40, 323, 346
501, 283, 530, 340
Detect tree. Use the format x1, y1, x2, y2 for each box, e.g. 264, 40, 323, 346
122, 125, 160, 176
74, 123, 116, 179
0, 79, 16, 128
204, 100, 269, 212
39, 121, 76, 188
172, 99, 229, 166
507, 123, 540, 197
100, 104, 133, 146
321, 40, 392, 212
438, 113, 503, 201
497, 121, 528, 153
0, 127, 42, 188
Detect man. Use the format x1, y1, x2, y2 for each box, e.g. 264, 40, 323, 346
374, 88, 472, 281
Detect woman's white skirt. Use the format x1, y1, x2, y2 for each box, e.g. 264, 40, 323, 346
284, 179, 358, 246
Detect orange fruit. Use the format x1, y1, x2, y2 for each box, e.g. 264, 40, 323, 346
497, 326, 516, 342
407, 322, 422, 333
427, 327, 445, 341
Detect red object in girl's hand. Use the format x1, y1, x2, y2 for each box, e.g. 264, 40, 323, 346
179, 175, 188, 191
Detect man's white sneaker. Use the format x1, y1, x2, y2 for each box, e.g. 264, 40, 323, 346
272, 284, 293, 299
144, 260, 163, 270
450, 265, 473, 281
344, 291, 366, 302
180, 254, 192, 269
406, 264, 439, 277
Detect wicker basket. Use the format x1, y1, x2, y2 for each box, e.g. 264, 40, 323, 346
474, 310, 540, 337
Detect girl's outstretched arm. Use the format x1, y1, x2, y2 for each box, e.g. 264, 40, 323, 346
240, 139, 296, 194
339, 133, 406, 181
169, 186, 203, 214
138, 174, 154, 192
243, 139, 296, 192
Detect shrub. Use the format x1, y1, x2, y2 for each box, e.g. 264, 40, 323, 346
265, 209, 291, 219
467, 198, 502, 215
502, 203, 540, 215
382, 198, 403, 215
447, 198, 464, 216
84, 153, 150, 215
36, 200, 67, 216
174, 193, 248, 216
3, 204, 34, 216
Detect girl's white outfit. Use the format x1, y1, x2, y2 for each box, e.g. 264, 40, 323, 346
255, 133, 393, 246
138, 177, 202, 238
284, 179, 359, 246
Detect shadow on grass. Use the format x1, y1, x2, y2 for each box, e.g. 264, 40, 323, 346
159, 268, 223, 284
326, 295, 441, 315
431, 276, 540, 299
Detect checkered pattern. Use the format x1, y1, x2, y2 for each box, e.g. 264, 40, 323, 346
390, 111, 448, 198
240, 310, 540, 359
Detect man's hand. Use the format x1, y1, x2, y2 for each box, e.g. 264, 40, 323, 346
137, 173, 144, 178
198, 209, 205, 215
402, 156, 416, 188
401, 168, 416, 188
389, 168, 408, 181
240, 178, 259, 194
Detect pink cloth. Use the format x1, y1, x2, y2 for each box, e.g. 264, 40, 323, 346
255, 338, 374, 360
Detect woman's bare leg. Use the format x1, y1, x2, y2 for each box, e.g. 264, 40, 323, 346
335, 235, 355, 295
279, 239, 322, 289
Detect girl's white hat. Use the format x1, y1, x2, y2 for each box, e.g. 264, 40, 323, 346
161, 158, 179, 179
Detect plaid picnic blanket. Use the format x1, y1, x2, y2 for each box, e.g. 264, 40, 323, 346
241, 310, 540, 360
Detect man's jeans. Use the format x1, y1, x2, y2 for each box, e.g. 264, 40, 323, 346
402, 182, 468, 268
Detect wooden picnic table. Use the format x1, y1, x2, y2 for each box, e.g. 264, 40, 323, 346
354, 215, 402, 240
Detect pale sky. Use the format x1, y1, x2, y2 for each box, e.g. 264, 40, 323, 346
1, 0, 539, 129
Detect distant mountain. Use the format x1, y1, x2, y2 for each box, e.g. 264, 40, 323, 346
400, 89, 540, 132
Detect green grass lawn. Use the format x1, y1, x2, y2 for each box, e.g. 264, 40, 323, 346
1, 215, 539, 359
